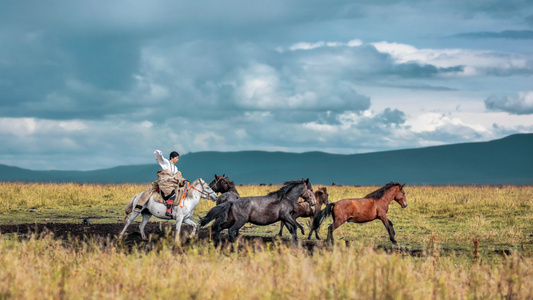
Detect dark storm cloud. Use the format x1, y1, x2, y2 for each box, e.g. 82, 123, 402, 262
527, 15, 533, 27
59, 35, 141, 90
382, 83, 458, 91
375, 108, 406, 125
390, 64, 465, 78
1, 0, 533, 170
454, 30, 533, 39
485, 92, 533, 115
0, 0, 518, 122
453, 0, 533, 17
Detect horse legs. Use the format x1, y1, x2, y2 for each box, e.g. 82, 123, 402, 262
314, 229, 321, 240
285, 222, 299, 242
326, 224, 334, 245
279, 220, 305, 237
139, 211, 153, 240
295, 222, 304, 235
174, 215, 185, 243
279, 214, 300, 242
213, 224, 222, 247
380, 217, 397, 245
119, 210, 141, 238
277, 221, 285, 237
326, 217, 346, 245
389, 219, 396, 236
228, 219, 246, 243
307, 225, 321, 240
183, 218, 197, 236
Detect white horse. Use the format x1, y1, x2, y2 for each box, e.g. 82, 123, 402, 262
120, 178, 218, 242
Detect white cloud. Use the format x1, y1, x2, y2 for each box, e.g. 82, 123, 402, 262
235, 63, 282, 109
288, 39, 363, 51
347, 39, 363, 47
1, 1, 532, 170
193, 132, 224, 148
372, 41, 533, 77
406, 112, 488, 134
289, 41, 325, 51
0, 118, 37, 136
303, 122, 338, 134
0, 118, 87, 136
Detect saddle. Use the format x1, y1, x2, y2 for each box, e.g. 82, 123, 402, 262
154, 185, 189, 207
152, 192, 165, 204
153, 189, 175, 204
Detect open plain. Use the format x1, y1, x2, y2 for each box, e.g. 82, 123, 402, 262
1, 182, 532, 299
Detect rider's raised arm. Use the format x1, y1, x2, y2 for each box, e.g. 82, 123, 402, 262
154, 149, 170, 171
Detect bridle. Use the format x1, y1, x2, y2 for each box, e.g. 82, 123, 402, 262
209, 176, 221, 190
189, 180, 214, 199
210, 176, 229, 191
301, 181, 314, 201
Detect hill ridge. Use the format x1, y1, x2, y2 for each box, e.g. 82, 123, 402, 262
1, 133, 531, 185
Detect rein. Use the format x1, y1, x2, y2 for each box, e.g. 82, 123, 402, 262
301, 181, 312, 200
190, 181, 213, 199
176, 180, 211, 207
210, 176, 222, 190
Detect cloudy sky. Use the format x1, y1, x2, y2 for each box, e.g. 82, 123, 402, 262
1, 0, 533, 171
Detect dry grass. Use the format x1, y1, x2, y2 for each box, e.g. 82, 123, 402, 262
1, 183, 533, 299
1, 233, 532, 299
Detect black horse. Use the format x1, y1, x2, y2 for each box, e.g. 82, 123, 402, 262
208, 174, 240, 205
200, 179, 315, 245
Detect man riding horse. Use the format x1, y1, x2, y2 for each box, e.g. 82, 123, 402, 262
135, 150, 188, 216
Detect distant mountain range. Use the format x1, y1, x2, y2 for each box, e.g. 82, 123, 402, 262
1, 134, 532, 185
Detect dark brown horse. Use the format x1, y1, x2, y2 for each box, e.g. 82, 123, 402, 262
209, 174, 240, 205
277, 187, 329, 239
201, 179, 315, 245
312, 182, 407, 245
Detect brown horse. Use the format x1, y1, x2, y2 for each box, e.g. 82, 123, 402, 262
277, 187, 329, 239
312, 182, 407, 245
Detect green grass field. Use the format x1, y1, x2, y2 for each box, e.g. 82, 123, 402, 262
1, 182, 532, 299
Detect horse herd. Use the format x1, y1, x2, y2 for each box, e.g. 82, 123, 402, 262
120, 175, 407, 246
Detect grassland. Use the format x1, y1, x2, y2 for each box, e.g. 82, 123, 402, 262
0, 182, 532, 299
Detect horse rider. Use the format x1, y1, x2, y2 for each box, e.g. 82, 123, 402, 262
134, 150, 188, 216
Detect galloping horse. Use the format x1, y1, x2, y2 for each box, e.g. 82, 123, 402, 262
277, 187, 329, 239
120, 178, 218, 242
209, 174, 240, 205
201, 179, 315, 246
312, 182, 407, 245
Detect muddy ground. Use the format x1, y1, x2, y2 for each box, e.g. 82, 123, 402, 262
2, 221, 516, 257
0, 221, 414, 255
0, 221, 323, 250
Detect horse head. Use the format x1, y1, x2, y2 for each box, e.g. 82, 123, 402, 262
394, 184, 407, 208
315, 187, 329, 206
209, 174, 229, 193
300, 178, 316, 206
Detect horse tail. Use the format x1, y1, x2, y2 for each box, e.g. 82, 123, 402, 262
311, 203, 335, 231
123, 193, 141, 223
200, 201, 232, 227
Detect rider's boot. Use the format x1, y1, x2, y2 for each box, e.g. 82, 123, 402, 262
134, 205, 143, 213
165, 198, 174, 217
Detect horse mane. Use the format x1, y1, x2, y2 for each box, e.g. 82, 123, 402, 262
186, 179, 202, 198
364, 182, 401, 199
222, 176, 236, 189
267, 180, 309, 199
